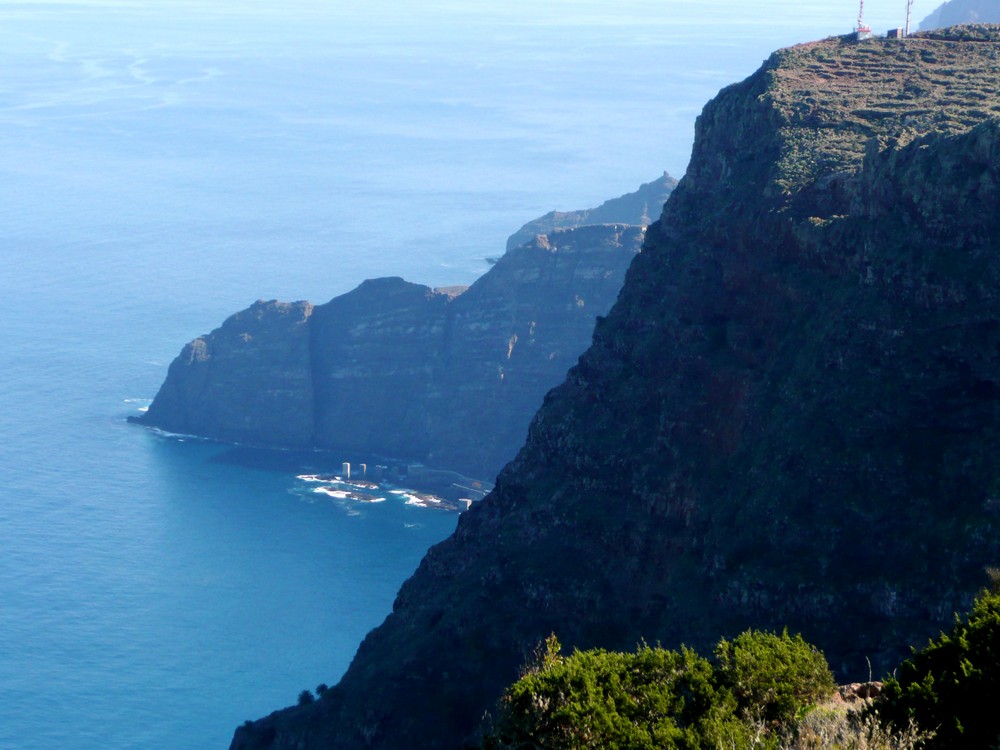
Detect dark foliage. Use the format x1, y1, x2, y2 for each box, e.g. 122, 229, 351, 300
872, 588, 1000, 749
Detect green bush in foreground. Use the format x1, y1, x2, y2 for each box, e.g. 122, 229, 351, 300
716, 629, 837, 727
481, 631, 838, 750
480, 587, 1000, 750
871, 588, 1000, 750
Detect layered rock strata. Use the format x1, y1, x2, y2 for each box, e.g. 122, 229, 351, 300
137, 224, 645, 480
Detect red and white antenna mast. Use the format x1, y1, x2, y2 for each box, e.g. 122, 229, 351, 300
857, 0, 872, 32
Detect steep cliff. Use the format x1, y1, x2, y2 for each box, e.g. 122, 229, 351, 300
137, 224, 644, 479
230, 29, 1000, 750
504, 172, 676, 251
139, 300, 316, 447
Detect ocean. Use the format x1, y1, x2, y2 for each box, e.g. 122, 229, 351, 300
0, 1, 935, 747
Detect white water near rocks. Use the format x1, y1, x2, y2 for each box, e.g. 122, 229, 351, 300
0, 2, 934, 747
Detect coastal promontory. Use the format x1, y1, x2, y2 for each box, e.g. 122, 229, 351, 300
504, 171, 677, 251
136, 222, 649, 480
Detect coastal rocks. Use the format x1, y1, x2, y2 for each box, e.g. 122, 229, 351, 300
136, 224, 645, 480
231, 30, 1000, 750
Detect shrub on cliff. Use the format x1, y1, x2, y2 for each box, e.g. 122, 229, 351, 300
871, 587, 1000, 749
480, 635, 747, 749
715, 629, 837, 727
481, 630, 839, 749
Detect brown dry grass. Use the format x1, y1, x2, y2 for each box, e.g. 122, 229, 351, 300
785, 699, 929, 750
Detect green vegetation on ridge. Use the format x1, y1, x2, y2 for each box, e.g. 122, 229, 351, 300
480, 630, 834, 749
480, 587, 1000, 749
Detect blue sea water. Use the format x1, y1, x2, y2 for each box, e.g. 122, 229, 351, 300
0, 1, 936, 747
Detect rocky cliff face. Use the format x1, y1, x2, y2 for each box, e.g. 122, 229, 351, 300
137, 224, 644, 480
230, 29, 1000, 750
141, 300, 316, 447
504, 172, 676, 251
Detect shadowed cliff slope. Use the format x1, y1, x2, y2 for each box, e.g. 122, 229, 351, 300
231, 29, 1000, 750
137, 224, 644, 480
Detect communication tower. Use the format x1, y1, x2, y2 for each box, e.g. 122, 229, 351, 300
855, 0, 874, 39
905, 0, 914, 36
858, 0, 872, 32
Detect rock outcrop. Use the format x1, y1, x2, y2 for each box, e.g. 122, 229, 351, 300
505, 172, 676, 251
136, 224, 645, 480
230, 29, 1000, 750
